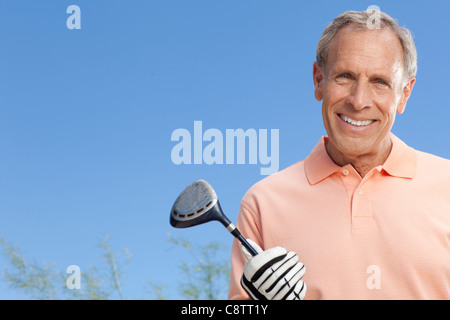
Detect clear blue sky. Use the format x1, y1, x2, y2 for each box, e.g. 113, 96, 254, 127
0, 0, 449, 299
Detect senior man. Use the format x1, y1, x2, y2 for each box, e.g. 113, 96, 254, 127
228, 10, 450, 300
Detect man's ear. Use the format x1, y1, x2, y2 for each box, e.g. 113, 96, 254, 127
397, 77, 416, 114
313, 62, 324, 101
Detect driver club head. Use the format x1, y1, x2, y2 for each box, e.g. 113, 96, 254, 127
170, 179, 231, 229
170, 179, 259, 257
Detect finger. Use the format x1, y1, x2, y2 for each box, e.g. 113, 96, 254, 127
272, 262, 306, 300
285, 280, 307, 300
257, 252, 299, 298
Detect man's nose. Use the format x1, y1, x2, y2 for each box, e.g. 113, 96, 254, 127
346, 81, 373, 110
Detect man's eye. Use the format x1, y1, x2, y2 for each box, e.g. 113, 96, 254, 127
376, 79, 387, 85
339, 74, 349, 79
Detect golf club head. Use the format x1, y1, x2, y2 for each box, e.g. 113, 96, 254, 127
170, 179, 231, 229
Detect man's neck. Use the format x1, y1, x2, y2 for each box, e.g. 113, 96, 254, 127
325, 139, 393, 178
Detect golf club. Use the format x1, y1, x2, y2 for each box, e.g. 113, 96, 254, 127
170, 179, 258, 257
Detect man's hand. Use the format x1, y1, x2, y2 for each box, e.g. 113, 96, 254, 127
240, 239, 306, 300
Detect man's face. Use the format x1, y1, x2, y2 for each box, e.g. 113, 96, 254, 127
313, 26, 415, 164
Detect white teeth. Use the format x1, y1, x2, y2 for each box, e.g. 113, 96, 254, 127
340, 114, 374, 127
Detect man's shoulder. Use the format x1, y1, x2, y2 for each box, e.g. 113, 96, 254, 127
415, 149, 450, 169
415, 149, 450, 178
243, 160, 307, 201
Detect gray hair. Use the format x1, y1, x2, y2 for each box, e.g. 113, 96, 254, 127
316, 10, 417, 82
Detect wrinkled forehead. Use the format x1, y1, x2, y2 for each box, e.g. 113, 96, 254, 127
326, 25, 405, 78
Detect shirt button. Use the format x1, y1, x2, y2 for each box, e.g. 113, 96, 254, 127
342, 169, 349, 176
357, 188, 364, 195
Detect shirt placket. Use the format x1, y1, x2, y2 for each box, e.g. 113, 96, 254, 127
340, 166, 379, 234
351, 180, 373, 234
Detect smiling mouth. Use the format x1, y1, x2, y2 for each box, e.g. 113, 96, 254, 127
339, 114, 375, 127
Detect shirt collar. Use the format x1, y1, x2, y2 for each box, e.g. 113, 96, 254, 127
382, 133, 416, 179
304, 133, 417, 185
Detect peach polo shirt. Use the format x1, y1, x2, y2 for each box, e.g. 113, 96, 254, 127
228, 134, 450, 300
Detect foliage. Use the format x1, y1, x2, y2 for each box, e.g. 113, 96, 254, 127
0, 237, 59, 300
0, 236, 131, 300
168, 234, 230, 300
0, 234, 230, 300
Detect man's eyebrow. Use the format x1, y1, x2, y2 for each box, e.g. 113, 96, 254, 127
369, 72, 394, 83
329, 68, 354, 77
330, 67, 393, 81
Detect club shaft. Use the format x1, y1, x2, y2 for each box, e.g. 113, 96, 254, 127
227, 223, 258, 256
237, 234, 258, 256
